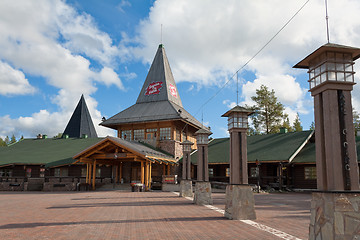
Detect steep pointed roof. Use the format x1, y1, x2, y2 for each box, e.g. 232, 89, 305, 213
101, 45, 203, 130
62, 95, 98, 138
136, 44, 183, 106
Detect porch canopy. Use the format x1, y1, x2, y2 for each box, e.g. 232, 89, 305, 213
73, 136, 176, 190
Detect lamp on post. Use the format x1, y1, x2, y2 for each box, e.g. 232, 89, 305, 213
294, 43, 360, 239
221, 105, 256, 220
179, 140, 194, 198
222, 106, 254, 185
193, 128, 213, 205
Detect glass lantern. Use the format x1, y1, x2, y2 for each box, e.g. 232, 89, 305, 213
195, 128, 212, 145
181, 140, 193, 152
222, 105, 254, 131
308, 51, 354, 90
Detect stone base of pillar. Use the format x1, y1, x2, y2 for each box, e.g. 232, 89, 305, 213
194, 181, 212, 205
179, 180, 193, 198
224, 184, 256, 220
309, 191, 360, 240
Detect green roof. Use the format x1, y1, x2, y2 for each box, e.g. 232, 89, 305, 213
191, 131, 313, 164
293, 136, 360, 164
0, 137, 103, 168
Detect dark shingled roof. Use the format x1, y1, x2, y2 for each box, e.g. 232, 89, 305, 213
190, 131, 314, 164
292, 136, 360, 164
63, 95, 98, 138
0, 138, 103, 168
100, 44, 203, 130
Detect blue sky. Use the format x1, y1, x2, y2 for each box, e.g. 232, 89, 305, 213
1, 0, 360, 139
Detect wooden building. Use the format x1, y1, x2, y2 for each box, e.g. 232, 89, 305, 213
190, 130, 360, 190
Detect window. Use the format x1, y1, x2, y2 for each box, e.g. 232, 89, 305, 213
146, 128, 157, 132
0, 169, 12, 177
226, 168, 230, 177
121, 130, 132, 140
209, 168, 214, 177
134, 129, 144, 140
160, 128, 171, 140
176, 129, 181, 141
40, 168, 45, 178
54, 168, 68, 177
96, 168, 101, 178
304, 167, 317, 180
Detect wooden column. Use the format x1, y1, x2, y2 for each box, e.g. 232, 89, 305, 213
119, 163, 123, 183
163, 164, 166, 176
167, 165, 170, 175
86, 163, 89, 184
115, 163, 119, 184
145, 162, 149, 189
149, 162, 152, 189
92, 160, 96, 190
141, 161, 145, 184
88, 163, 92, 184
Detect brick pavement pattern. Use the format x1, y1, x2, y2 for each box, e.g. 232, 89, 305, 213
0, 191, 311, 240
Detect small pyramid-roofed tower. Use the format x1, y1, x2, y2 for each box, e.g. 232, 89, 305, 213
136, 44, 183, 107
100, 44, 203, 159
62, 95, 98, 138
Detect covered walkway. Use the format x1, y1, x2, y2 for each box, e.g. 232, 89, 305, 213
73, 136, 176, 190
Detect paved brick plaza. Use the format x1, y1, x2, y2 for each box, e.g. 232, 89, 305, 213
0, 191, 310, 240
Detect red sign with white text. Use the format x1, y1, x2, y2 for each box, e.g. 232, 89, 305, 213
145, 81, 163, 95
169, 84, 177, 98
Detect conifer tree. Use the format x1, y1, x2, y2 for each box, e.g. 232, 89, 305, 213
10, 134, 16, 144
250, 85, 286, 134
4, 136, 10, 145
293, 113, 303, 132
0, 138, 6, 147
309, 121, 315, 131
354, 109, 360, 136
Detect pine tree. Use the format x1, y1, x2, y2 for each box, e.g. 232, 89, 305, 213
293, 113, 303, 132
0, 138, 6, 147
10, 134, 16, 144
309, 121, 315, 131
282, 115, 292, 132
250, 85, 286, 134
4, 136, 10, 145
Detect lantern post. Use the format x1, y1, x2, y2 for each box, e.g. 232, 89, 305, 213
179, 140, 194, 198
294, 43, 360, 239
193, 128, 213, 205
221, 106, 256, 220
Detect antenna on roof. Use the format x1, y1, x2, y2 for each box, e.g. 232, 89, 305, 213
236, 71, 239, 106
325, 0, 330, 43
161, 24, 163, 44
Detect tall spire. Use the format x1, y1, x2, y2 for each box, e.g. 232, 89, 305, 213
136, 44, 183, 107
62, 95, 98, 138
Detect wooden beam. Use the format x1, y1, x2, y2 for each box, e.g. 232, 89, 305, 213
92, 160, 97, 190
167, 164, 170, 175
145, 162, 149, 190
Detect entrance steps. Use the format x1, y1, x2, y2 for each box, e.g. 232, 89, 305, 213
97, 183, 132, 191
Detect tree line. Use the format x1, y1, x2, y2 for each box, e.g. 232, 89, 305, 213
248, 84, 360, 136
0, 135, 23, 147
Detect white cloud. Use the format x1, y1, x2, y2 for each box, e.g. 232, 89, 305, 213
0, 61, 36, 96
123, 0, 360, 128
117, 0, 131, 13
0, 0, 122, 138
